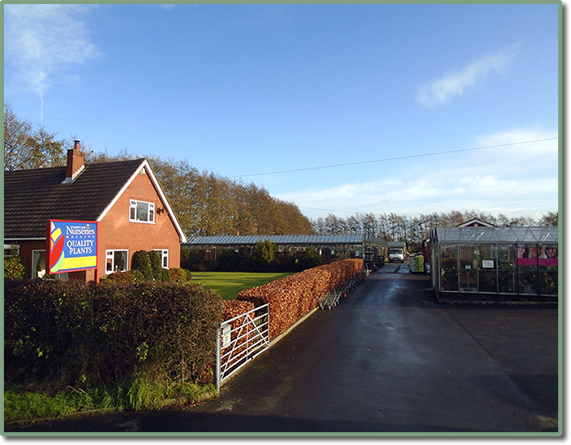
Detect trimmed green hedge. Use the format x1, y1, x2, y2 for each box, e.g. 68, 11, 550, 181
4, 279, 224, 389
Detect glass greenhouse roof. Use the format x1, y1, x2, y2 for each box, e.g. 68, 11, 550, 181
185, 234, 386, 246
433, 227, 559, 244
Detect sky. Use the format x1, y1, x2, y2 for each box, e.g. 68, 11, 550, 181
4, 2, 560, 222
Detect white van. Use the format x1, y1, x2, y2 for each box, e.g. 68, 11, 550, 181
388, 247, 404, 263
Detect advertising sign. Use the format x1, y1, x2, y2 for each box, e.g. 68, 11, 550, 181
48, 220, 98, 274
515, 243, 558, 267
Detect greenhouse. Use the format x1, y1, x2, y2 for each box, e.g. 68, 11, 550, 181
430, 226, 558, 302
184, 234, 388, 269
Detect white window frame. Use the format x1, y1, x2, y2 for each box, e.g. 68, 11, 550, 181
153, 249, 169, 269
106, 250, 129, 274
129, 200, 155, 223
31, 250, 69, 280
4, 243, 20, 258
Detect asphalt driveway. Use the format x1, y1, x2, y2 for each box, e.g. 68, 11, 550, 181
5, 263, 559, 435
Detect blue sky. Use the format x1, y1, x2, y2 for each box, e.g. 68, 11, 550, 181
4, 3, 560, 222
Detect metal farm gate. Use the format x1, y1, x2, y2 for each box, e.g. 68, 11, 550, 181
213, 271, 369, 391
214, 304, 270, 392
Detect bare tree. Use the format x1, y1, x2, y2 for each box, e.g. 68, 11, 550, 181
4, 103, 66, 170
538, 211, 558, 227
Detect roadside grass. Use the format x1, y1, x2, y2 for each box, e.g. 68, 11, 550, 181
191, 272, 294, 300
4, 379, 217, 423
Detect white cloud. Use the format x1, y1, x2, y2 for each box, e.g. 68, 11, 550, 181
416, 48, 516, 107
5, 4, 101, 119
282, 173, 557, 221
277, 128, 558, 220
474, 129, 558, 163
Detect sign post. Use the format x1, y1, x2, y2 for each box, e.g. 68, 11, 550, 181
47, 220, 98, 275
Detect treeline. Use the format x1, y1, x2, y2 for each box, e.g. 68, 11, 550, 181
311, 210, 558, 253
145, 157, 314, 238
4, 103, 314, 238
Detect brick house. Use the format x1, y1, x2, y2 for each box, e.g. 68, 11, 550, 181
4, 141, 186, 282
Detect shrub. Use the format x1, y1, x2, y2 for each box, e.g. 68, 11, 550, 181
4, 255, 29, 279
108, 271, 136, 283
132, 250, 153, 280
180, 248, 200, 271
161, 268, 171, 282
130, 269, 145, 282
299, 247, 324, 270
149, 251, 163, 281
250, 239, 277, 271
213, 249, 240, 271
169, 268, 188, 283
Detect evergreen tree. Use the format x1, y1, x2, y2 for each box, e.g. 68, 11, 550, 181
131, 250, 153, 281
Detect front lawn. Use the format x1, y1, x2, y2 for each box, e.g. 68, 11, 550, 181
191, 272, 294, 300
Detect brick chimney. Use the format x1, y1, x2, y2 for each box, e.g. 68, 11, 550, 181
63, 140, 85, 183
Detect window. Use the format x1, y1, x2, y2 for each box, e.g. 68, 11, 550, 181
440, 244, 459, 291
477, 244, 497, 294
539, 244, 557, 296
497, 245, 515, 293
154, 249, 169, 268
106, 250, 128, 274
516, 243, 539, 295
4, 243, 20, 258
459, 245, 477, 292
130, 200, 155, 223
32, 250, 46, 279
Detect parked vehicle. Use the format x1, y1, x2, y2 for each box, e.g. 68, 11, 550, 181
388, 247, 405, 263
409, 254, 425, 273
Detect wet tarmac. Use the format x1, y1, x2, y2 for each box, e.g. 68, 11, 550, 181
5, 263, 559, 435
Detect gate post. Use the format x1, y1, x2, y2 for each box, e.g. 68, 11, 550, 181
214, 323, 221, 393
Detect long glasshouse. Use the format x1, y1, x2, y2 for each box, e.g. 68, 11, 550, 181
430, 226, 558, 302
183, 234, 388, 270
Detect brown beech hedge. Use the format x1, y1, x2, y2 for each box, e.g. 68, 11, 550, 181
237, 259, 363, 339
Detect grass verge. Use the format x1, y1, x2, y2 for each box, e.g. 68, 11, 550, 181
4, 379, 217, 423
191, 272, 294, 300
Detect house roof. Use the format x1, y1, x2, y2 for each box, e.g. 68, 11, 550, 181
4, 158, 186, 242
456, 218, 496, 228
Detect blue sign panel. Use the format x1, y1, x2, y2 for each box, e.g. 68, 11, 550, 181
48, 220, 98, 274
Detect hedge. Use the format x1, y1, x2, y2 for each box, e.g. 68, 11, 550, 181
221, 300, 257, 374
237, 259, 363, 339
4, 279, 224, 389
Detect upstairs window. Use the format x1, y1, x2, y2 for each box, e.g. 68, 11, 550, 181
130, 200, 155, 223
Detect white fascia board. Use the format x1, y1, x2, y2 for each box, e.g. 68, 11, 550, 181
96, 159, 187, 243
